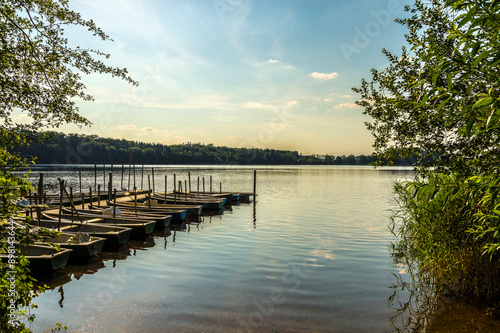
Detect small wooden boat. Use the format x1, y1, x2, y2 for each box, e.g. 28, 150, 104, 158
0, 244, 72, 271
175, 191, 236, 204
106, 202, 188, 222
48, 211, 156, 238
36, 215, 133, 247
83, 207, 172, 230
37, 232, 106, 258
152, 193, 225, 210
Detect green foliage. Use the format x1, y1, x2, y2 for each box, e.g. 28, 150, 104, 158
355, 0, 500, 312
1, 0, 137, 331
354, 0, 499, 176
391, 173, 500, 303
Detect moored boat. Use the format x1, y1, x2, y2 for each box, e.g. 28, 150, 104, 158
0, 244, 72, 271
37, 232, 106, 258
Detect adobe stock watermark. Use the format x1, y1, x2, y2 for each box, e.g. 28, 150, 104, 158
6, 219, 19, 326
340, 0, 405, 63
235, 236, 333, 332
214, 0, 250, 21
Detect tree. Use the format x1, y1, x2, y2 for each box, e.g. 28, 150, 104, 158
0, 0, 137, 331
353, 0, 499, 177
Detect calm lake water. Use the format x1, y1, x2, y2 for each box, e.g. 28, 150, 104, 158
23, 165, 496, 332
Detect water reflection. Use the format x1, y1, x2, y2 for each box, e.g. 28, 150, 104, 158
387, 254, 500, 332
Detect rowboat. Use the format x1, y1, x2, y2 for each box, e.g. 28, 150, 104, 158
81, 207, 172, 230
175, 191, 236, 204
106, 202, 188, 222
152, 193, 225, 210
37, 232, 106, 258
43, 211, 156, 238
36, 215, 133, 248
0, 244, 72, 271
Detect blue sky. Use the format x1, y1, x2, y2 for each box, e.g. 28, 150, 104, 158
54, 0, 412, 155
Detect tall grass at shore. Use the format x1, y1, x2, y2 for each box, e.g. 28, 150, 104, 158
390, 173, 500, 305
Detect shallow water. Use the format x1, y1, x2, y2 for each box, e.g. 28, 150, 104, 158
24, 165, 499, 332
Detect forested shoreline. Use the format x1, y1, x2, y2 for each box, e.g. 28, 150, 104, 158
12, 131, 413, 166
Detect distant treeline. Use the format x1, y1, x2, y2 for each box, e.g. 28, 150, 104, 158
11, 131, 416, 166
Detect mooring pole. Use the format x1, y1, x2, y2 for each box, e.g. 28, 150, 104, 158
121, 161, 124, 190
253, 170, 257, 202
152, 167, 155, 194
128, 149, 132, 190
141, 164, 144, 190
103, 161, 106, 192
38, 173, 44, 202
78, 168, 82, 195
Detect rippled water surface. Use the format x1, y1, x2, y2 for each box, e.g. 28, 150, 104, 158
28, 165, 415, 332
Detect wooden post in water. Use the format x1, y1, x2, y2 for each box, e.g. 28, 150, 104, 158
78, 168, 82, 195
148, 175, 151, 195
152, 168, 155, 194
82, 192, 85, 210
58, 179, 63, 231
69, 187, 74, 221
133, 159, 136, 190
134, 187, 137, 214
108, 172, 112, 200
121, 162, 124, 190
89, 187, 93, 208
38, 173, 44, 202
173, 174, 177, 204
148, 189, 151, 209
188, 172, 191, 193
113, 189, 117, 218
202, 177, 205, 194
164, 175, 167, 203
253, 170, 257, 202
141, 164, 144, 190
103, 161, 106, 192
197, 177, 200, 198
128, 149, 132, 191
184, 180, 188, 200
94, 162, 97, 189
210, 176, 212, 193
97, 184, 101, 206
220, 182, 222, 194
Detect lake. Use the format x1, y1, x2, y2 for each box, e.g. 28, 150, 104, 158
24, 165, 497, 332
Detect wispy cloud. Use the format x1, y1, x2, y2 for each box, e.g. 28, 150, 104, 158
267, 59, 279, 63
117, 125, 136, 129
341, 94, 353, 99
310, 72, 338, 80
244, 102, 273, 109
333, 103, 362, 110
142, 127, 159, 132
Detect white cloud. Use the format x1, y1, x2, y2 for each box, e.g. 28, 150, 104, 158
309, 72, 338, 80
286, 100, 298, 107
244, 102, 273, 109
142, 127, 159, 132
333, 103, 362, 110
267, 59, 279, 63
14, 114, 32, 123
341, 94, 353, 99
117, 125, 136, 129
282, 65, 294, 69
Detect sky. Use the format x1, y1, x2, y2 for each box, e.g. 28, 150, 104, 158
51, 0, 412, 156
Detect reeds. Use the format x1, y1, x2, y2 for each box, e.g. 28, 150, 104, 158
390, 172, 500, 305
